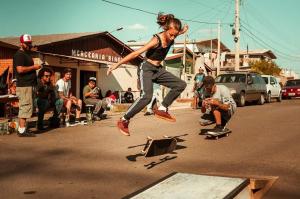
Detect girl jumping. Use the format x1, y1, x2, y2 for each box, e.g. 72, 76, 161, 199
107, 13, 188, 136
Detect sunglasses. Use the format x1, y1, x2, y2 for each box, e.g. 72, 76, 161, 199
44, 75, 51, 78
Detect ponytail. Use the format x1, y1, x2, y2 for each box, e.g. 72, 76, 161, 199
157, 12, 182, 31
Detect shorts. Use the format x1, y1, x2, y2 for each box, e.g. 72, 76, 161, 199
16, 87, 33, 119
199, 109, 232, 126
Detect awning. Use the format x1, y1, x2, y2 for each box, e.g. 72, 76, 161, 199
39, 51, 136, 68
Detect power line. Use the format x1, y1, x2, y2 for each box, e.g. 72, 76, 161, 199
242, 28, 300, 62
101, 0, 231, 25
241, 25, 300, 59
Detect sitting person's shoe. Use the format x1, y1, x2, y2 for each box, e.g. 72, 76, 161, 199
117, 119, 130, 136
144, 111, 154, 116
99, 113, 107, 120
74, 119, 84, 126
199, 120, 214, 126
93, 115, 101, 121
153, 109, 176, 122
65, 121, 71, 127
211, 125, 225, 132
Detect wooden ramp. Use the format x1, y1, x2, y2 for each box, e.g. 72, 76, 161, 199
125, 173, 251, 199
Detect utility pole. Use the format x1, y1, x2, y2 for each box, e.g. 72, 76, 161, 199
182, 32, 187, 81
234, 0, 240, 71
217, 20, 221, 76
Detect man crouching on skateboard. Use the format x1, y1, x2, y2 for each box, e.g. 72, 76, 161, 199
199, 76, 237, 132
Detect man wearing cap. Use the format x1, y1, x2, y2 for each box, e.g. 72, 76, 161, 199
83, 77, 107, 121
200, 76, 237, 133
13, 34, 41, 137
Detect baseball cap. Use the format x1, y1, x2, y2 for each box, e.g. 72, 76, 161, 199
20, 34, 32, 43
89, 77, 96, 82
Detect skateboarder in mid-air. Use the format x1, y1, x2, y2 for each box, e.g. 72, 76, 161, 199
199, 76, 237, 133
107, 13, 188, 136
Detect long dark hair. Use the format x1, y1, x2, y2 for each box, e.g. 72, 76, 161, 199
157, 13, 182, 31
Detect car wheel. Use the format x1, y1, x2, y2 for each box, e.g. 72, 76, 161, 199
257, 93, 265, 105
277, 93, 282, 102
266, 92, 271, 103
238, 92, 245, 107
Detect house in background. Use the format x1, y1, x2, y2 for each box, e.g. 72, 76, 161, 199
222, 49, 277, 71
0, 32, 143, 99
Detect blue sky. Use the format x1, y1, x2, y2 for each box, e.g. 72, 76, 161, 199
1, 0, 299, 74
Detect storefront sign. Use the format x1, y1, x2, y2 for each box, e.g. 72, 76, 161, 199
71, 49, 122, 63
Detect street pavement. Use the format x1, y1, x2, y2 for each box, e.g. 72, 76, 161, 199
0, 99, 299, 199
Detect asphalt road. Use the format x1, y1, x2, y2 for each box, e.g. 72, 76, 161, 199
0, 99, 299, 199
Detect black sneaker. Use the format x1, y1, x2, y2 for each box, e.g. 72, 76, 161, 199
144, 111, 154, 116
93, 115, 101, 121
211, 125, 225, 133
17, 131, 36, 137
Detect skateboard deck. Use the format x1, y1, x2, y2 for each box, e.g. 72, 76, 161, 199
142, 137, 177, 157
206, 128, 231, 139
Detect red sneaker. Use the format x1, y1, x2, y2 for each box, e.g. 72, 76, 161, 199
117, 119, 130, 136
153, 109, 176, 122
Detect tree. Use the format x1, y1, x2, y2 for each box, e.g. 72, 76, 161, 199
249, 60, 281, 76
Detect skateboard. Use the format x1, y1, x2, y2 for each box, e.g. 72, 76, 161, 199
141, 136, 177, 157
205, 128, 231, 140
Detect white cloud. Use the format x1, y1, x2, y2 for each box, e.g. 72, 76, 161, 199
127, 23, 147, 30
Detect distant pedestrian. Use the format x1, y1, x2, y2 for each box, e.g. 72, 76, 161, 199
107, 13, 188, 136
193, 68, 205, 109
13, 34, 41, 137
124, 88, 134, 103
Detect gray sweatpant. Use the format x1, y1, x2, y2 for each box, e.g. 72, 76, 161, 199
124, 61, 186, 120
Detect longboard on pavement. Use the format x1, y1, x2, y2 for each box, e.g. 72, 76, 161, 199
141, 136, 177, 157
206, 128, 231, 140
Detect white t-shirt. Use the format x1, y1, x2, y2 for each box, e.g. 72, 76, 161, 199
56, 78, 71, 97
204, 84, 237, 114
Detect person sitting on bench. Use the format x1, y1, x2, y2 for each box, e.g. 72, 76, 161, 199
82, 77, 107, 121
35, 67, 63, 130
199, 76, 237, 132
56, 68, 83, 127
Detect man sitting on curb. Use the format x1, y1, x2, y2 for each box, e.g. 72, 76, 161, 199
83, 77, 107, 121
56, 68, 83, 127
199, 76, 237, 132
36, 67, 63, 130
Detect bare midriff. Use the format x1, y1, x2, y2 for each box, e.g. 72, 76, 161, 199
146, 58, 162, 67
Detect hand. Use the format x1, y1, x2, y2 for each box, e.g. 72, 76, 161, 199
208, 99, 220, 106
180, 24, 189, 34
34, 65, 41, 70
107, 64, 118, 75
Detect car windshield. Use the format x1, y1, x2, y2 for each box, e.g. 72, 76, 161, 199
285, 80, 300, 87
215, 74, 246, 83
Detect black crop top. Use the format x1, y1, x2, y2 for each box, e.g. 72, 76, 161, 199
145, 34, 174, 61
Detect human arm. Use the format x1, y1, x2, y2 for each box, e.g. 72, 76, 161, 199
106, 36, 158, 75
205, 98, 230, 111
178, 24, 189, 36
16, 65, 41, 74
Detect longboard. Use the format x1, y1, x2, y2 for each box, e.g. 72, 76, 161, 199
142, 136, 177, 157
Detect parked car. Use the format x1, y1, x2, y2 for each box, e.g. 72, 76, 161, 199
215, 72, 267, 107
261, 75, 282, 102
282, 79, 300, 99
